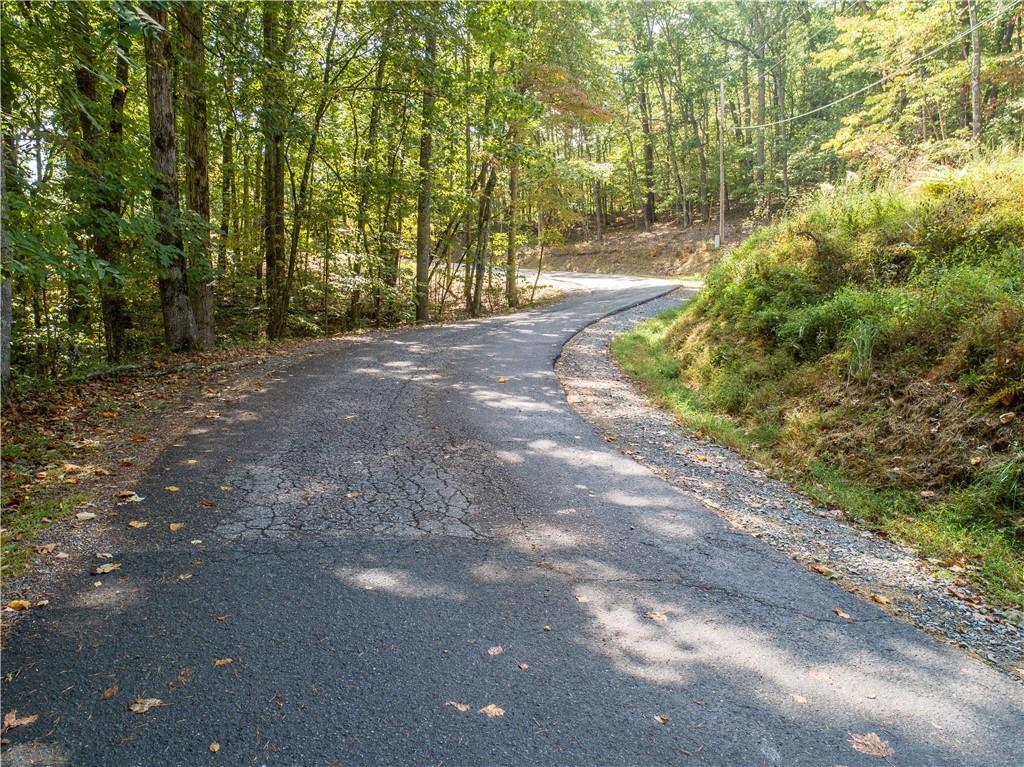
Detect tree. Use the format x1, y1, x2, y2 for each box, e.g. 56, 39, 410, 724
143, 3, 198, 351
415, 21, 436, 323
177, 2, 216, 348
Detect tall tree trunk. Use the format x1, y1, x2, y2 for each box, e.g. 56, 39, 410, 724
144, 3, 198, 351
967, 0, 982, 140
219, 125, 234, 274
178, 2, 215, 348
637, 86, 656, 226
262, 2, 288, 339
0, 90, 12, 383
756, 48, 766, 197
656, 70, 688, 225
471, 164, 497, 318
505, 123, 520, 308
415, 27, 436, 323
773, 69, 789, 201
686, 98, 710, 222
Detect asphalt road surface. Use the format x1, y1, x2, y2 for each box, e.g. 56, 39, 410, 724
4, 273, 1023, 766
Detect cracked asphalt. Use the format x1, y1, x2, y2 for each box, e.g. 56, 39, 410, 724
3, 273, 1023, 766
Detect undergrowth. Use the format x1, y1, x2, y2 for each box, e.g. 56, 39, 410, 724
613, 152, 1024, 608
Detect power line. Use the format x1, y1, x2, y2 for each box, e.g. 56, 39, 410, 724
739, 0, 1021, 131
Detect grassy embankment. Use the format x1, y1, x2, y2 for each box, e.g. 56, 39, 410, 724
613, 154, 1024, 607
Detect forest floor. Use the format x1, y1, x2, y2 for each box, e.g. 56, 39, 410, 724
2, 273, 1021, 766
521, 212, 749, 277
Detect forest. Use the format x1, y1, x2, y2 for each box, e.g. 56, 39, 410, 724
2, 0, 1020, 385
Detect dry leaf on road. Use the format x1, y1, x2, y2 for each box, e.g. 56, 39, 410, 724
102, 684, 119, 700
75, 512, 97, 521
169, 523, 185, 532
209, 742, 220, 753
445, 701, 470, 713
645, 611, 668, 624
213, 658, 232, 666
487, 645, 504, 656
3, 710, 39, 729
833, 606, 851, 619
848, 731, 894, 758
518, 663, 529, 670
128, 698, 166, 714
479, 704, 505, 718
6, 600, 31, 611
127, 520, 148, 529
654, 715, 671, 725
92, 563, 121, 575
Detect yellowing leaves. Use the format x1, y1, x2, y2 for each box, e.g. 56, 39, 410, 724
6, 600, 31, 611
164, 485, 180, 493
213, 658, 233, 667
169, 523, 185, 532
127, 520, 148, 529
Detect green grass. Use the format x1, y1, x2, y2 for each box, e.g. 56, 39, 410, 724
612, 153, 1024, 608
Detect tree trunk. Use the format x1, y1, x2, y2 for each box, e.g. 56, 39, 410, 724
756, 48, 766, 195
505, 124, 520, 308
219, 125, 234, 274
415, 27, 436, 323
637, 86, 656, 226
773, 69, 789, 201
178, 2, 215, 348
144, 3, 198, 351
1, 116, 12, 384
656, 70, 688, 226
686, 98, 710, 222
262, 2, 288, 339
471, 164, 497, 318
968, 0, 982, 140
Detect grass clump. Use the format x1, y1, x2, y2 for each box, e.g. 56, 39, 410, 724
614, 153, 1024, 608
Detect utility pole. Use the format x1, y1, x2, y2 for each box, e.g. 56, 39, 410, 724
718, 78, 726, 248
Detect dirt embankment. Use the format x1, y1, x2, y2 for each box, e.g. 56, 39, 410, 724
522, 215, 749, 277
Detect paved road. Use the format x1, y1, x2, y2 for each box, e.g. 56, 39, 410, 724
4, 273, 1023, 766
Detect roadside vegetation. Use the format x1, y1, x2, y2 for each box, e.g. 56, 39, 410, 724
614, 152, 1024, 607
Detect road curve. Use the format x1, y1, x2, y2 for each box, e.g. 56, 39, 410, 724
4, 273, 1022, 767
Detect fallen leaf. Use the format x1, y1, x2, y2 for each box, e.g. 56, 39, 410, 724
36, 543, 57, 554
62, 463, 83, 475
164, 485, 180, 492
865, 692, 877, 700
833, 606, 851, 620
344, 491, 361, 499
789, 693, 807, 704
186, 459, 198, 466
92, 563, 121, 575
120, 493, 144, 504
216, 614, 229, 621
654, 715, 671, 725
848, 732, 894, 759
518, 663, 529, 670
55, 552, 69, 559
811, 563, 832, 575
870, 593, 892, 606
574, 594, 590, 603
199, 500, 215, 508
96, 552, 113, 559
645, 611, 668, 624
179, 573, 193, 581
479, 704, 505, 718
128, 697, 165, 715
130, 434, 147, 442
497, 376, 509, 384
35, 600, 49, 608
169, 523, 185, 532
209, 742, 220, 753
213, 658, 232, 666
487, 645, 505, 656
219, 485, 233, 492
445, 701, 470, 712
94, 468, 110, 477
178, 666, 192, 686
75, 511, 97, 521
127, 520, 148, 529
3, 710, 38, 729
191, 539, 203, 545
6, 600, 31, 611
542, 625, 551, 632
102, 684, 119, 700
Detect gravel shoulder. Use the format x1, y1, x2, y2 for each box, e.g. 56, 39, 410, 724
556, 286, 1024, 681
